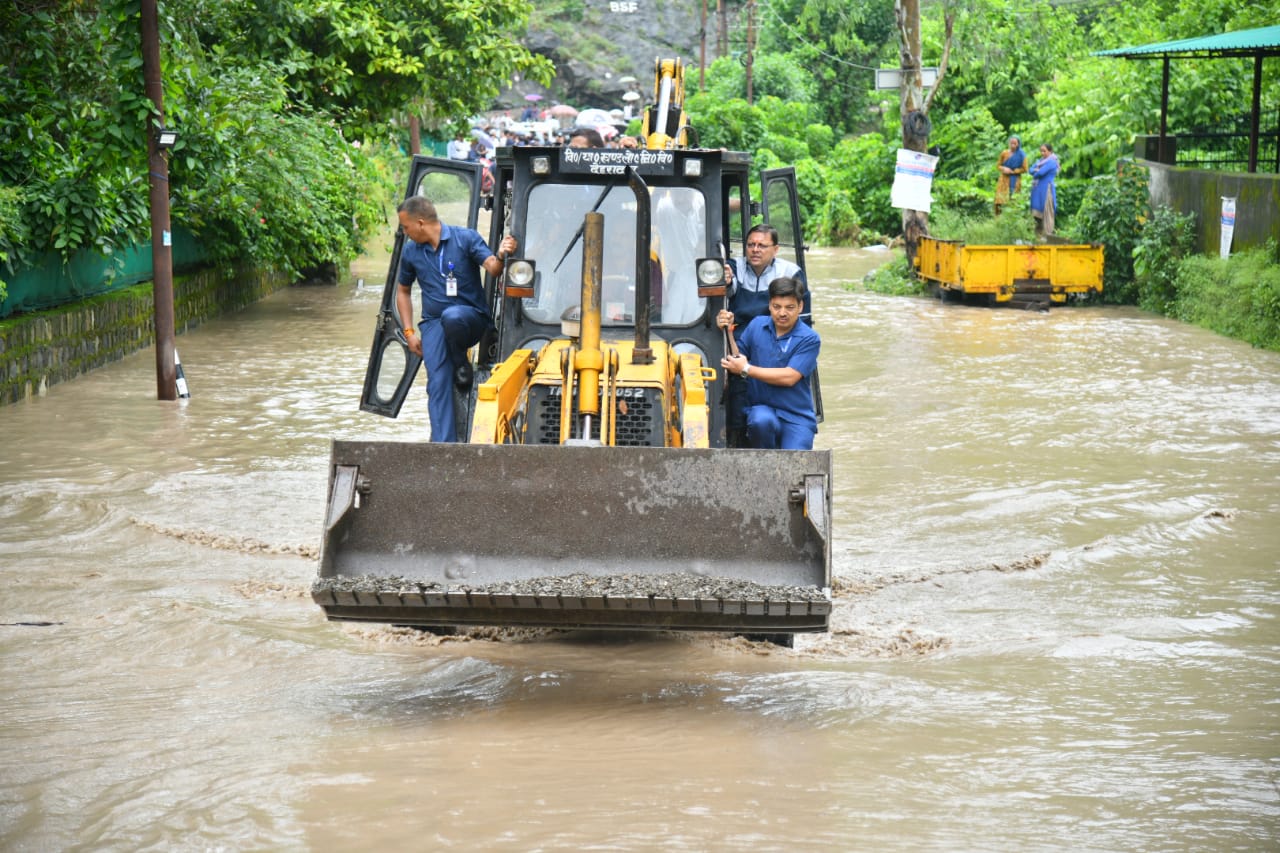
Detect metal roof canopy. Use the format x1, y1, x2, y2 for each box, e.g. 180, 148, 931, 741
1094, 25, 1280, 172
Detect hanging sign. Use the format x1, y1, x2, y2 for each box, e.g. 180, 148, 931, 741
890, 149, 938, 212
1220, 197, 1236, 259
875, 67, 938, 90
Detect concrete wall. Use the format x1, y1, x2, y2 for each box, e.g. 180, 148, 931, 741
0, 265, 293, 405
1143, 160, 1280, 255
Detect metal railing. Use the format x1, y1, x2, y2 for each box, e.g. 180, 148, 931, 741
1172, 110, 1280, 173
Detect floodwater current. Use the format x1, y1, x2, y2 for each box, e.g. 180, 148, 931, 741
1, 244, 1278, 851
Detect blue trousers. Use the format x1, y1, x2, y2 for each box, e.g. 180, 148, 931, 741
746, 405, 816, 450
420, 305, 489, 442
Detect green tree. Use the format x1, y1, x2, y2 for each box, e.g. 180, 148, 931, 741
1020, 0, 1280, 175
184, 0, 553, 138
0, 0, 551, 285
756, 0, 896, 134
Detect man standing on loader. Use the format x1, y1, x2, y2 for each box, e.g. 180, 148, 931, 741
719, 277, 821, 450
720, 224, 811, 446
395, 195, 516, 442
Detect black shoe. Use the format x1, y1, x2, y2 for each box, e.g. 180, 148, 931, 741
454, 361, 474, 389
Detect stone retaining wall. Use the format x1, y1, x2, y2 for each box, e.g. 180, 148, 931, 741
0, 265, 292, 405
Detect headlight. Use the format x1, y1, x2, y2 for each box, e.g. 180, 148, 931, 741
696, 256, 726, 297
508, 259, 535, 287
504, 258, 536, 298
696, 257, 724, 287
532, 156, 551, 175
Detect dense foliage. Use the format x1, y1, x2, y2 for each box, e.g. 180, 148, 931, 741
0, 0, 550, 294
3, 0, 1278, 349
677, 0, 1279, 348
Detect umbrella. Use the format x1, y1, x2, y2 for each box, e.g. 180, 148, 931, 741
576, 108, 614, 127
548, 104, 578, 117
621, 91, 641, 102
618, 75, 637, 85
524, 93, 543, 102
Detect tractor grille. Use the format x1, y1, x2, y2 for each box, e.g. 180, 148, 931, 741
527, 383, 664, 446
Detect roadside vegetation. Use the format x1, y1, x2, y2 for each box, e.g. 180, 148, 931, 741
0, 0, 551, 295
678, 0, 1279, 349
1, 0, 1277, 349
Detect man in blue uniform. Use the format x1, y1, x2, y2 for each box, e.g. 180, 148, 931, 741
395, 195, 516, 442
718, 276, 820, 450
718, 224, 812, 446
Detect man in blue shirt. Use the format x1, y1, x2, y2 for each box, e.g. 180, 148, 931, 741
718, 224, 812, 446
718, 276, 820, 450
396, 195, 516, 442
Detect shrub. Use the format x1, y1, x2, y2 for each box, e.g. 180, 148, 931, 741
932, 179, 991, 220
859, 252, 925, 295
805, 123, 835, 160
1053, 176, 1090, 223
1067, 160, 1150, 303
792, 158, 828, 238
928, 207, 1036, 245
1133, 205, 1196, 313
930, 104, 1006, 182
758, 132, 809, 165
1174, 245, 1280, 351
686, 93, 767, 153
817, 190, 864, 246
824, 132, 897, 236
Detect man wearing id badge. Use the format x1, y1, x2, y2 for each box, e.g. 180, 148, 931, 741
395, 195, 517, 442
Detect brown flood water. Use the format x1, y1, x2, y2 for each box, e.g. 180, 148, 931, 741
2, 243, 1278, 850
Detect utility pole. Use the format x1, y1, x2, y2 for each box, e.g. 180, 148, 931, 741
717, 0, 727, 59
745, 0, 756, 104
699, 0, 707, 90
141, 0, 177, 400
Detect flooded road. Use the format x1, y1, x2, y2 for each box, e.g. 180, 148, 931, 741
2, 244, 1278, 850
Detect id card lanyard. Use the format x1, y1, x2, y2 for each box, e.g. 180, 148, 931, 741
443, 257, 458, 297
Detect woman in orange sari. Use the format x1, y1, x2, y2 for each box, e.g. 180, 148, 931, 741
994, 135, 1027, 215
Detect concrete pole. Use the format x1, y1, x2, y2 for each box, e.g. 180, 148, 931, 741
699, 0, 707, 90
141, 0, 177, 400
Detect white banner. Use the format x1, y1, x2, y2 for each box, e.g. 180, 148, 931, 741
891, 149, 938, 212
1220, 197, 1236, 259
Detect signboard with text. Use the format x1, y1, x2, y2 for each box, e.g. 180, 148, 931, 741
560, 147, 676, 177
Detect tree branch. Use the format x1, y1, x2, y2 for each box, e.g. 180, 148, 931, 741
923, 11, 955, 114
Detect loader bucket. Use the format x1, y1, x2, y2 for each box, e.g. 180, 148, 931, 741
312, 441, 832, 634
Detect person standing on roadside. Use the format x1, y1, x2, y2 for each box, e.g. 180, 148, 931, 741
994, 135, 1027, 216
1029, 143, 1060, 236
395, 196, 516, 442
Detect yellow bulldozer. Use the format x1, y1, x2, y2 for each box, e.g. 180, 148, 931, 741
312, 60, 832, 644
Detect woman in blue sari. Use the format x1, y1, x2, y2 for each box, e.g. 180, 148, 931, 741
1029, 143, 1060, 235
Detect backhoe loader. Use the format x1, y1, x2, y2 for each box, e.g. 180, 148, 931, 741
312, 60, 832, 641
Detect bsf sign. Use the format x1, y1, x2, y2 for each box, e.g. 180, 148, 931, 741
610, 1, 638, 11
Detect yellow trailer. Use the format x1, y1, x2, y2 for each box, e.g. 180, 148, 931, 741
916, 236, 1104, 306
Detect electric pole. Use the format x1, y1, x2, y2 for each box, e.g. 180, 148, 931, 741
141, 0, 177, 400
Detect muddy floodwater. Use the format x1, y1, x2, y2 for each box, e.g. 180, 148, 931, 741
2, 243, 1278, 850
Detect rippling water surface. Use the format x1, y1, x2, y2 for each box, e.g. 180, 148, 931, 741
2, 245, 1277, 850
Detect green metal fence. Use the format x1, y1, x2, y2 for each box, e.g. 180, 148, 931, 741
1, 227, 205, 319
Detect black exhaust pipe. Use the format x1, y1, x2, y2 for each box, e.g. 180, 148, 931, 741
626, 166, 654, 364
